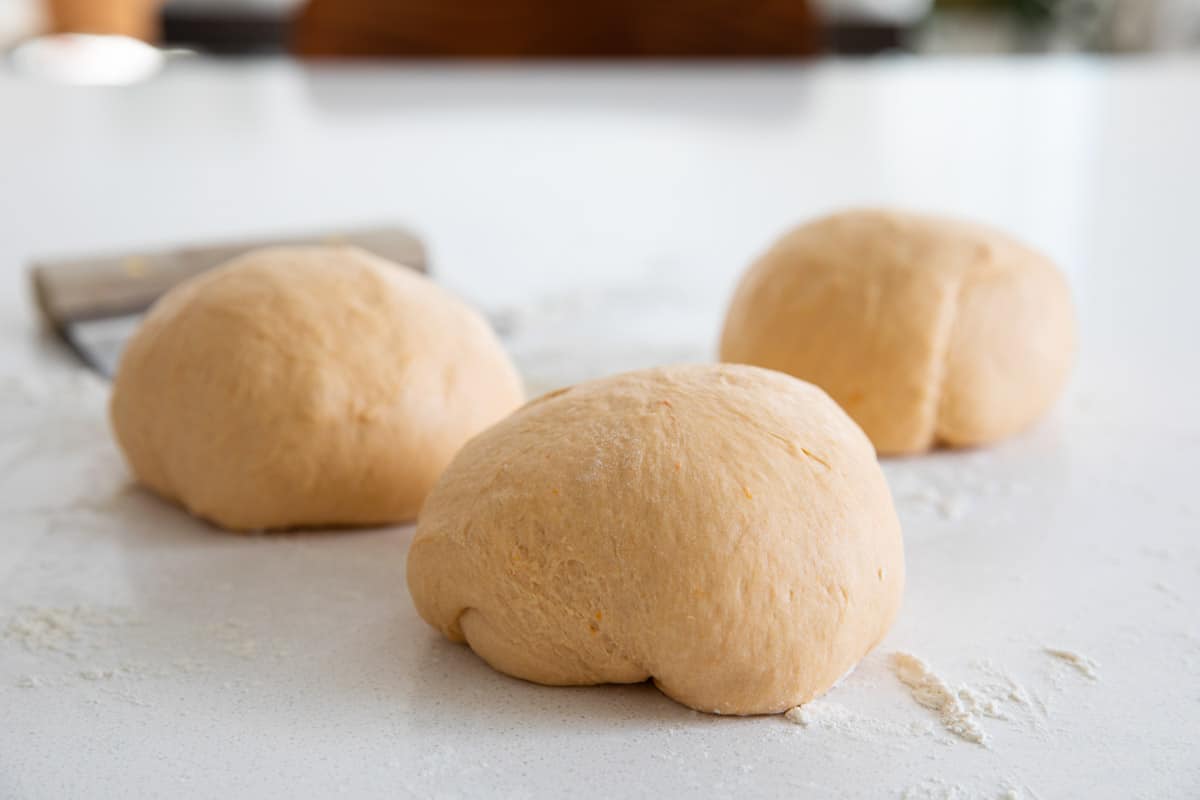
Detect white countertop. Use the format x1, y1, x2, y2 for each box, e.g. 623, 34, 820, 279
1, 56, 1198, 799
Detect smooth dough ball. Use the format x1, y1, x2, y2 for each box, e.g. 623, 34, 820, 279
720, 210, 1076, 455
110, 246, 523, 531
407, 364, 904, 715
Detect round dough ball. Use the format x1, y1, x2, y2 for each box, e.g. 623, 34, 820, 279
720, 210, 1076, 455
407, 364, 904, 715
110, 246, 523, 531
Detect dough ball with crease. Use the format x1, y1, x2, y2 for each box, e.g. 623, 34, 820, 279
720, 209, 1076, 455
110, 245, 523, 532
407, 364, 904, 715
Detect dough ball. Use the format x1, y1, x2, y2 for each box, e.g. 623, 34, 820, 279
110, 246, 523, 531
720, 210, 1076, 455
407, 364, 904, 715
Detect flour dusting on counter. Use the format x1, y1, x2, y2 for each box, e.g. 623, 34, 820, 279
786, 653, 1053, 749
957, 685, 1007, 720
4, 605, 136, 657
901, 777, 1030, 800
900, 777, 970, 799
1043, 648, 1100, 680
968, 659, 1040, 714
891, 653, 987, 745
783, 699, 933, 739
0, 368, 126, 515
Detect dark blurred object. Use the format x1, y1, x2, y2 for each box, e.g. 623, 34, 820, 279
293, 0, 820, 57
816, 0, 933, 53
823, 22, 907, 53
160, 0, 296, 53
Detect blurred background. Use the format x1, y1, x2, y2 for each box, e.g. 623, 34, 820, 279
2, 0, 1197, 388
1, 0, 1198, 81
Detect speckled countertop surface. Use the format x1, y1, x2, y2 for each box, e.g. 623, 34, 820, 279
1, 57, 1198, 799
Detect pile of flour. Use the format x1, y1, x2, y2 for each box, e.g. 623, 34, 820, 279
785, 646, 1100, 749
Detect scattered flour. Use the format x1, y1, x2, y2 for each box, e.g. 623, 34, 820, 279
893, 486, 973, 522
957, 686, 1007, 720
783, 704, 822, 728
936, 494, 970, 522
206, 619, 263, 660
966, 659, 1042, 726
783, 699, 933, 740
901, 778, 1028, 800
0, 368, 127, 515
891, 653, 987, 745
786, 654, 1048, 751
3, 605, 135, 657
3, 606, 265, 692
900, 777, 970, 800
1044, 648, 1100, 681
885, 458, 1032, 528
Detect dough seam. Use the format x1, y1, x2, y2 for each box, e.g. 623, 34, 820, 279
921, 274, 967, 450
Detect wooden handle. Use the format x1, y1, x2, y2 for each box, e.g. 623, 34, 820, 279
294, 0, 818, 58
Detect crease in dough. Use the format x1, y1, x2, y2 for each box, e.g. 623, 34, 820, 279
719, 209, 1076, 454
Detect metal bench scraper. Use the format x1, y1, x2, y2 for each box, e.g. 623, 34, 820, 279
31, 226, 427, 377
